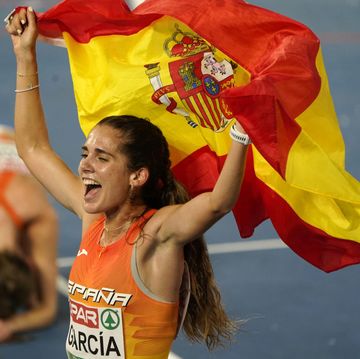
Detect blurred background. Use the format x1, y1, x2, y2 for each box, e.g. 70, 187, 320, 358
0, 0, 359, 358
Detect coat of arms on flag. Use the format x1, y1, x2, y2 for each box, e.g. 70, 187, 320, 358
145, 25, 239, 132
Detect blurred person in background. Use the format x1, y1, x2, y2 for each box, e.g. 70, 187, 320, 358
0, 125, 58, 342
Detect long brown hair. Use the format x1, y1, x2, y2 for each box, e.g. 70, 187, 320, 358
98, 115, 238, 349
0, 251, 36, 319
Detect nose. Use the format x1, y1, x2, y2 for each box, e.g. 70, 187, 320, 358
78, 155, 94, 175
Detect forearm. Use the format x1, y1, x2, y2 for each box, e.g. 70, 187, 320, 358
6, 7, 50, 160
210, 129, 248, 213
15, 52, 50, 159
6, 302, 57, 335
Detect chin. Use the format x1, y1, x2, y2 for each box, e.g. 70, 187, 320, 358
83, 202, 102, 214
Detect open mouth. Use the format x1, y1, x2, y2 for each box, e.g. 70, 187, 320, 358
83, 179, 102, 196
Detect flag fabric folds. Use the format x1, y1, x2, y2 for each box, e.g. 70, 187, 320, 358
36, 0, 360, 272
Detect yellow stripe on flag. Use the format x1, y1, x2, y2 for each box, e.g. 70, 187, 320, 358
254, 146, 360, 241
284, 49, 360, 201
252, 48, 360, 241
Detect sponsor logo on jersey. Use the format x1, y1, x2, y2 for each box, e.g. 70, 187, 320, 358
70, 300, 99, 328
66, 300, 125, 358
101, 309, 121, 330
77, 249, 88, 257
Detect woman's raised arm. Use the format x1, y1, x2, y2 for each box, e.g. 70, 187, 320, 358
157, 122, 249, 244
6, 7, 84, 216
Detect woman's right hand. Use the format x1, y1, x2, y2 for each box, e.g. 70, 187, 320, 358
5, 7, 38, 60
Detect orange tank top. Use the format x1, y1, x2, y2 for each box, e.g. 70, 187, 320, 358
0, 171, 22, 228
66, 209, 179, 359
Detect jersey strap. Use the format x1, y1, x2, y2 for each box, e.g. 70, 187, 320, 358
0, 172, 23, 227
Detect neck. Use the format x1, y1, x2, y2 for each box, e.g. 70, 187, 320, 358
104, 204, 147, 230
101, 205, 147, 247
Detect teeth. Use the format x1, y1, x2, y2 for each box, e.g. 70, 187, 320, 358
83, 179, 100, 185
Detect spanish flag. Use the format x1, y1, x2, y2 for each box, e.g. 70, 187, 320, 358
36, 0, 360, 272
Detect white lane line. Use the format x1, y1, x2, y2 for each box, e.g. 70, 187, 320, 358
207, 238, 286, 254
57, 256, 75, 268
168, 352, 183, 359
57, 274, 68, 296
57, 239, 286, 268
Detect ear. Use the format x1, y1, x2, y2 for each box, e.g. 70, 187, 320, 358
129, 167, 149, 187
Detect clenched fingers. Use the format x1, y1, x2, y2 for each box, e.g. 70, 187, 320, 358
5, 7, 28, 36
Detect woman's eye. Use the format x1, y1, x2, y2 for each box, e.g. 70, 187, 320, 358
98, 157, 108, 162
81, 153, 87, 159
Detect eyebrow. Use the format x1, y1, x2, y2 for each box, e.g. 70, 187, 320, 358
81, 145, 115, 157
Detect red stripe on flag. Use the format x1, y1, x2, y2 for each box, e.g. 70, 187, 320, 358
224, 91, 302, 176
233, 148, 360, 273
260, 182, 360, 272
37, 0, 321, 177
37, 0, 161, 41
176, 147, 360, 272
172, 146, 222, 196
231, 149, 268, 238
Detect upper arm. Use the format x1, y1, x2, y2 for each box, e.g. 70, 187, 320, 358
157, 192, 228, 245
156, 139, 247, 245
20, 144, 84, 217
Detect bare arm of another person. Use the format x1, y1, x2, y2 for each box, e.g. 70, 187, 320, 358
6, 7, 84, 217
0, 175, 58, 341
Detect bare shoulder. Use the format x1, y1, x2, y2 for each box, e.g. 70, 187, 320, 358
10, 172, 44, 191
143, 205, 182, 243
137, 206, 185, 271
7, 174, 52, 213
